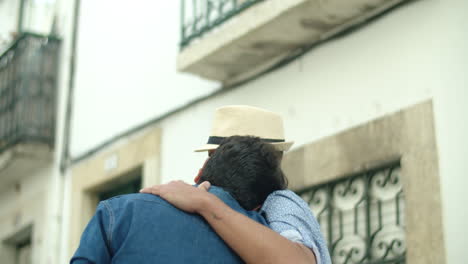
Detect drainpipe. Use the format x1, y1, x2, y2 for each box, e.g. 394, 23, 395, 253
17, 0, 26, 33
60, 0, 81, 173
56, 0, 81, 262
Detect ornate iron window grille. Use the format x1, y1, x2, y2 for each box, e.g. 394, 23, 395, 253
0, 33, 61, 154
297, 163, 406, 264
180, 0, 265, 49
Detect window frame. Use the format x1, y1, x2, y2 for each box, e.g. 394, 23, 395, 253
282, 101, 445, 264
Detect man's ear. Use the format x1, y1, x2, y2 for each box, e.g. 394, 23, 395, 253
195, 157, 210, 183
194, 174, 201, 184
252, 204, 262, 211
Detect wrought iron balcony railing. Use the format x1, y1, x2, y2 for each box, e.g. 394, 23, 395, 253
297, 163, 406, 264
180, 0, 264, 48
0, 33, 60, 154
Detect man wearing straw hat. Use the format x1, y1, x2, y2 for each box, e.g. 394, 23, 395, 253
71, 136, 289, 263
141, 105, 331, 264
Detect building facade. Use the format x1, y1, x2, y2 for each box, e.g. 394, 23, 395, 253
0, 0, 467, 263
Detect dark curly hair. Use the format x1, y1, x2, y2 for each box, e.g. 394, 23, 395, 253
199, 136, 288, 210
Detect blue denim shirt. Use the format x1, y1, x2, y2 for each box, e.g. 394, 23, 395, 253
71, 186, 267, 264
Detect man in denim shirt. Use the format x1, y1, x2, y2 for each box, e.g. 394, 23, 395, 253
142, 105, 330, 264
71, 136, 287, 264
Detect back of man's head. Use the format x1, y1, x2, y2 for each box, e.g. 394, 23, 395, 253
199, 136, 287, 210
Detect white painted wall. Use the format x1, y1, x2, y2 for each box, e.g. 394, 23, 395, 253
0, 0, 56, 53
158, 0, 439, 183
0, 0, 55, 35
63, 0, 467, 262
69, 0, 219, 157
52, 2, 78, 263
153, 0, 467, 263
430, 0, 468, 262
0, 0, 20, 50
0, 165, 54, 264
1, 0, 77, 263
21, 0, 56, 33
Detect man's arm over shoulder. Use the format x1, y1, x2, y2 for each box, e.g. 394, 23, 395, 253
141, 181, 319, 264
70, 201, 113, 264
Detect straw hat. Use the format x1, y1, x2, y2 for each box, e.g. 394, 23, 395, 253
195, 105, 294, 152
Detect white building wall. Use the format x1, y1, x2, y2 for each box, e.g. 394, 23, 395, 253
0, 166, 53, 264
0, 0, 76, 263
31, 0, 80, 261
430, 0, 468, 261
20, 0, 56, 34
158, 0, 437, 184
50, 0, 85, 261
69, 0, 219, 157
155, 0, 467, 263
62, 0, 467, 263
0, 0, 18, 32
0, 0, 20, 49
0, 0, 55, 38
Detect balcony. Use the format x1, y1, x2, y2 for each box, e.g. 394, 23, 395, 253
0, 33, 60, 179
178, 0, 406, 85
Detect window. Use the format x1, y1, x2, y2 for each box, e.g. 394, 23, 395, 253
92, 167, 143, 203
15, 239, 31, 264
2, 225, 33, 264
297, 163, 405, 264
97, 177, 142, 201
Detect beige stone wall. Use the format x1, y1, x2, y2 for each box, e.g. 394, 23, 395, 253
0, 166, 53, 264
282, 100, 445, 264
68, 128, 162, 258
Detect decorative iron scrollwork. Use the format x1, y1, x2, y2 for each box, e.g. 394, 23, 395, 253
297, 163, 406, 264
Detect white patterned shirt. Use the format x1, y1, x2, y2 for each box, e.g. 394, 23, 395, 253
260, 190, 332, 264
